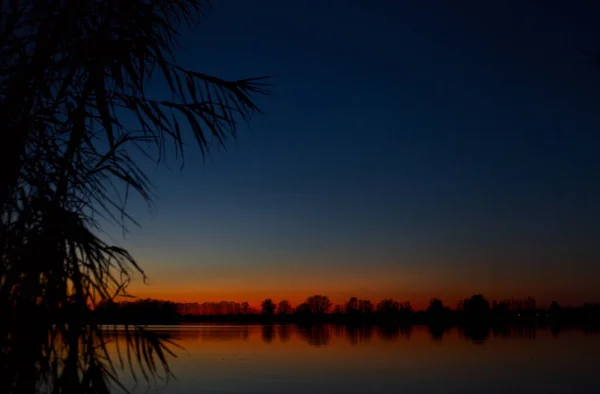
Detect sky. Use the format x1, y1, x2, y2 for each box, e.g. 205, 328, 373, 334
118, 0, 600, 309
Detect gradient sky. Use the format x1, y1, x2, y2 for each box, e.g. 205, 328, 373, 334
118, 0, 600, 309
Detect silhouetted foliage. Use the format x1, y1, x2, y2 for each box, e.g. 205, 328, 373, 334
345, 297, 374, 317
346, 297, 359, 315
261, 298, 276, 316
376, 298, 401, 315
0, 321, 179, 394
294, 302, 312, 316
276, 299, 292, 315
305, 295, 332, 315
460, 294, 491, 321
104, 294, 600, 331
359, 299, 374, 314
333, 304, 345, 314
95, 298, 180, 324
427, 298, 444, 314
0, 1, 270, 392
241, 301, 251, 314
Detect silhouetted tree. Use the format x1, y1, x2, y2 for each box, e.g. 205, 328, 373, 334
400, 301, 413, 314
276, 300, 293, 315
376, 298, 400, 315
346, 297, 359, 315
549, 301, 562, 316
346, 297, 374, 316
295, 302, 312, 316
427, 298, 444, 314
241, 302, 251, 314
0, 1, 269, 391
461, 294, 491, 320
1, 0, 269, 317
95, 298, 181, 323
491, 300, 511, 319
359, 299, 374, 314
261, 298, 276, 316
305, 295, 332, 315
426, 298, 453, 324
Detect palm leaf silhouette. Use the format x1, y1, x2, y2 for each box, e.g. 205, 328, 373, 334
0, 1, 270, 392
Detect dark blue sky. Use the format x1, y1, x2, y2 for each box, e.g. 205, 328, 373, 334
125, 0, 600, 306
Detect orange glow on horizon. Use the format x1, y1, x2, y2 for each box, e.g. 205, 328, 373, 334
125, 286, 599, 311
124, 260, 600, 310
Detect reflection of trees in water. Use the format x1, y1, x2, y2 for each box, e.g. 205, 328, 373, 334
377, 325, 412, 341
346, 325, 374, 344
262, 325, 275, 344
296, 324, 331, 347
334, 324, 345, 339
278, 325, 292, 343
151, 326, 251, 342
427, 325, 447, 341
583, 326, 600, 335
461, 325, 490, 343
492, 325, 536, 340
0, 323, 177, 394
341, 324, 413, 344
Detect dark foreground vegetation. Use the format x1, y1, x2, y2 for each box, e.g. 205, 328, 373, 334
0, 1, 268, 393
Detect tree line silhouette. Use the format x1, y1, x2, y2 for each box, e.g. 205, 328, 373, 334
94, 294, 600, 328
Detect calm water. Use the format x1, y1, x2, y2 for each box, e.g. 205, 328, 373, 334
111, 325, 599, 394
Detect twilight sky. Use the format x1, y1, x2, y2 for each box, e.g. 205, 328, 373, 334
120, 0, 600, 309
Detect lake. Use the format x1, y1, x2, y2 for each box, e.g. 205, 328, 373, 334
111, 325, 599, 394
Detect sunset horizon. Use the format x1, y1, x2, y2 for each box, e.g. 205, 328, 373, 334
3, 0, 600, 392
129, 285, 599, 311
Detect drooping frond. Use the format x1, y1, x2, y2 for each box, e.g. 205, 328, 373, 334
0, 1, 271, 391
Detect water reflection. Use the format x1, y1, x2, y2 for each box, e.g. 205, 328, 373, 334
164, 320, 576, 347
2, 324, 599, 393
261, 325, 275, 343
277, 325, 292, 343
0, 323, 177, 394
428, 324, 449, 341
159, 323, 597, 345
296, 324, 331, 347
149, 324, 600, 394
461, 324, 491, 343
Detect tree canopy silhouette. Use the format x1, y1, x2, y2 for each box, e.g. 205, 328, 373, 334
427, 298, 444, 313
376, 298, 401, 315
261, 298, 276, 316
0, 1, 270, 392
0, 0, 269, 315
460, 294, 491, 320
277, 299, 292, 315
305, 295, 332, 315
